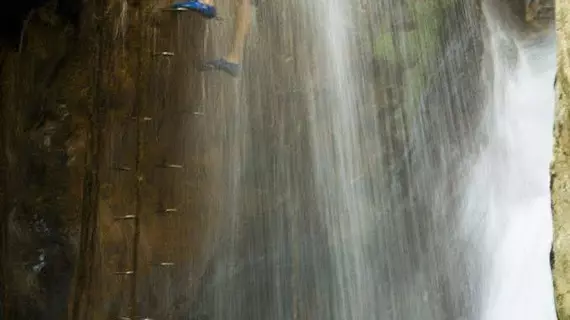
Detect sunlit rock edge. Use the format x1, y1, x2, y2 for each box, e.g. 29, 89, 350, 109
552, 0, 570, 318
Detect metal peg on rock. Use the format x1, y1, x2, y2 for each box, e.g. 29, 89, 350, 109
115, 271, 135, 275
114, 214, 137, 221
112, 165, 132, 171
153, 51, 175, 57
156, 163, 184, 169
157, 208, 178, 214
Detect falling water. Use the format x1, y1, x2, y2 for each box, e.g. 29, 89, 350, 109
475, 4, 557, 320
192, 0, 556, 319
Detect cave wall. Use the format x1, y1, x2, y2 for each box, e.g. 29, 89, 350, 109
553, 0, 570, 317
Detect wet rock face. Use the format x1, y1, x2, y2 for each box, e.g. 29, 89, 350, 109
3, 0, 206, 316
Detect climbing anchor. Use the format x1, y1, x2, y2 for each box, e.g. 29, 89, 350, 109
112, 165, 133, 171
153, 51, 175, 57
157, 207, 179, 214
155, 262, 175, 267
114, 214, 137, 220
156, 162, 184, 169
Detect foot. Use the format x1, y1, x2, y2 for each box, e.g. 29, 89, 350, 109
171, 1, 217, 19
201, 58, 241, 77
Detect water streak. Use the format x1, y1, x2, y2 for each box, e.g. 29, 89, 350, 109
474, 4, 557, 319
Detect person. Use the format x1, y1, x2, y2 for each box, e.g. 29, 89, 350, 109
170, 0, 253, 77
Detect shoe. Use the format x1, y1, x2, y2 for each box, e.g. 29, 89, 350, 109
170, 1, 217, 19
201, 58, 241, 77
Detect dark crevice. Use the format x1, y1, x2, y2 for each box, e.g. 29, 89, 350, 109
0, 0, 83, 51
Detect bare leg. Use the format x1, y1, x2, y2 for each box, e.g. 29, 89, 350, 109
200, 0, 252, 76
224, 0, 253, 64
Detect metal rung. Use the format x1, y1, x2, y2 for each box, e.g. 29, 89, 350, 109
161, 7, 188, 12
114, 214, 137, 220
115, 271, 135, 275
153, 51, 175, 57
131, 116, 153, 121
156, 163, 184, 169
112, 165, 132, 171
171, 109, 204, 116
158, 208, 178, 214
118, 317, 154, 320
157, 262, 175, 267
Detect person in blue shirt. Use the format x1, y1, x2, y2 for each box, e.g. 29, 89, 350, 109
170, 0, 253, 77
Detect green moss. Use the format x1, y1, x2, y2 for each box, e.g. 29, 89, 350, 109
373, 2, 450, 63
373, 1, 458, 111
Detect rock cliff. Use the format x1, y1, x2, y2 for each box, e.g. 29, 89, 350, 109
553, 0, 570, 318
0, 0, 207, 318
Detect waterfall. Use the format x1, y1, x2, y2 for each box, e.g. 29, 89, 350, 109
193, 1, 557, 319
475, 3, 557, 319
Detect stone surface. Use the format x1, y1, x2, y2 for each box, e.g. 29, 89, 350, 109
553, 0, 570, 318
0, 0, 207, 318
